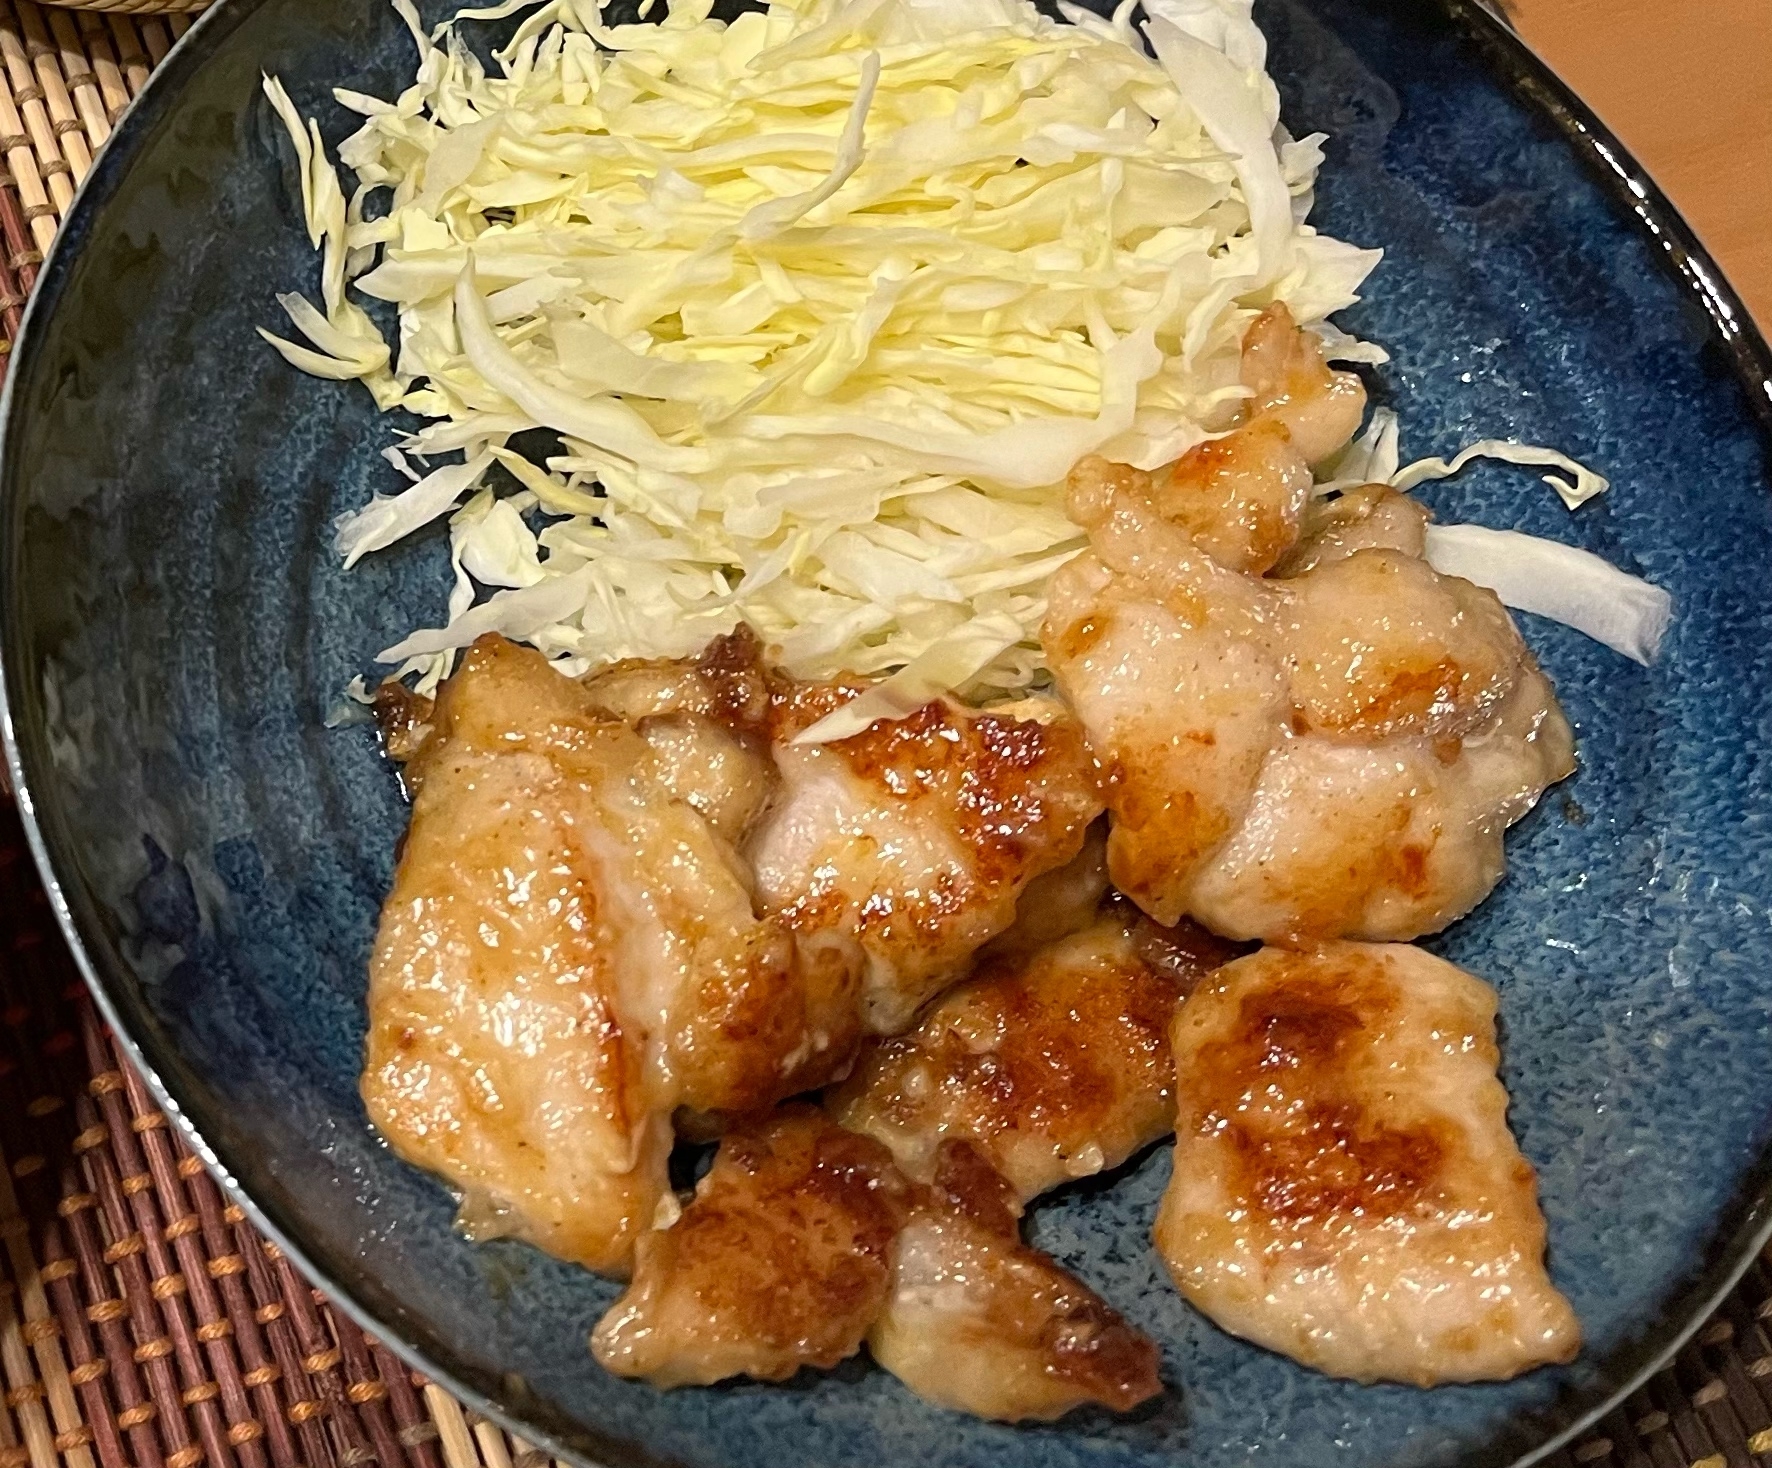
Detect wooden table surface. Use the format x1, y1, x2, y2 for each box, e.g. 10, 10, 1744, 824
1510, 0, 1772, 331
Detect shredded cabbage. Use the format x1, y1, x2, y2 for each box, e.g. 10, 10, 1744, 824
263, 0, 1380, 697
1424, 524, 1671, 666
268, 0, 1666, 710
1310, 405, 1665, 663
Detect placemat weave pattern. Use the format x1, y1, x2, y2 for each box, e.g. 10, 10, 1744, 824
0, 11, 1767, 1468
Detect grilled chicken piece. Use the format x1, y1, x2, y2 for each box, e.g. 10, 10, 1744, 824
366, 635, 869, 1278
1043, 459, 1287, 927
592, 1106, 912, 1387
582, 632, 776, 844
868, 1141, 1163, 1422
595, 1112, 1162, 1422
981, 819, 1111, 962
831, 912, 1242, 1201
1154, 417, 1312, 575
1155, 942, 1580, 1385
363, 636, 672, 1272
1185, 666, 1573, 943
1273, 482, 1430, 577
747, 685, 1102, 1034
1044, 313, 1572, 945
1237, 301, 1369, 465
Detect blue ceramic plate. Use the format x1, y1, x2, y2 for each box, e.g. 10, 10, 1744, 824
4, 1, 1770, 1465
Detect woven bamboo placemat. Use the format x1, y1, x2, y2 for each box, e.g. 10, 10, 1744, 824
0, 7, 1767, 1468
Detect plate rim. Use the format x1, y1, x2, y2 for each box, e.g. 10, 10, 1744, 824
3, 2, 1770, 1466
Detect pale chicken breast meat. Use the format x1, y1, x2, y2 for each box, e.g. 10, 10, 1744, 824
831, 912, 1243, 1201
1042, 300, 1574, 944
868, 1140, 1163, 1423
1185, 663, 1573, 943
1154, 942, 1580, 1385
747, 682, 1103, 1034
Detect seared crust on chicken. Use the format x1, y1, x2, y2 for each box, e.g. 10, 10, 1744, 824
831, 913, 1242, 1200
868, 1141, 1163, 1422
592, 1106, 912, 1387
1042, 306, 1573, 944
1155, 942, 1580, 1385
363, 636, 672, 1272
594, 1113, 1162, 1422
749, 685, 1102, 1033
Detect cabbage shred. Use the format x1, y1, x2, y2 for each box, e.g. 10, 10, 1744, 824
264, 0, 1383, 696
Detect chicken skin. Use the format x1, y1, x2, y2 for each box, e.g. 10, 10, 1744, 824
1154, 942, 1580, 1385
830, 912, 1242, 1201
592, 1106, 912, 1386
868, 1141, 1162, 1422
748, 684, 1102, 1034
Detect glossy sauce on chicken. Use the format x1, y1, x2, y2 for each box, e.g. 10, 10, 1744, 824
750, 683, 1102, 1033
1044, 305, 1575, 944
869, 1141, 1162, 1422
592, 1106, 912, 1387
363, 636, 671, 1272
595, 1108, 1162, 1422
831, 911, 1243, 1200
1155, 942, 1580, 1384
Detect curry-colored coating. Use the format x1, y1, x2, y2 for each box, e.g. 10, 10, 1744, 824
748, 683, 1103, 1034
1155, 942, 1581, 1385
869, 1139, 1163, 1422
593, 1106, 912, 1388
830, 914, 1243, 1201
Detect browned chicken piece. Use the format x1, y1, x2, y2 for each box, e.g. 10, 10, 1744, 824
364, 635, 672, 1273
1155, 942, 1580, 1385
1185, 590, 1575, 945
868, 1141, 1163, 1422
592, 1106, 913, 1387
366, 636, 869, 1280
1045, 337, 1572, 943
1238, 300, 1369, 465
581, 629, 776, 843
981, 818, 1110, 961
595, 1118, 1161, 1422
1273, 482, 1430, 577
1100, 303, 1367, 579
1043, 459, 1287, 927
746, 684, 1103, 1034
1154, 417, 1312, 575
830, 912, 1242, 1201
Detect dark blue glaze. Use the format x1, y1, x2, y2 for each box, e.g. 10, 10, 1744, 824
3, 0, 1770, 1465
